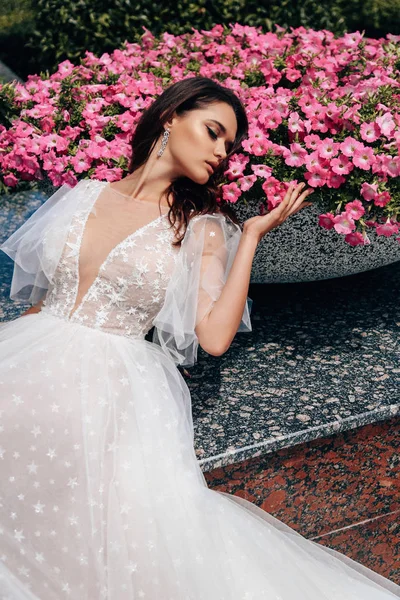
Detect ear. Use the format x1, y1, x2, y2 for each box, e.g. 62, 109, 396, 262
163, 110, 177, 130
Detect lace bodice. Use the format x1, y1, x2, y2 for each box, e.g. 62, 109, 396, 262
41, 180, 181, 339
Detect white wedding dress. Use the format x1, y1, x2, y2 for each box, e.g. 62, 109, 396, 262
0, 178, 399, 599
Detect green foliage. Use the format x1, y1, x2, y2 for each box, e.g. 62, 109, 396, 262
2, 0, 400, 79
0, 0, 36, 79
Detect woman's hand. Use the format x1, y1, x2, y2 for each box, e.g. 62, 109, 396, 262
242, 182, 314, 243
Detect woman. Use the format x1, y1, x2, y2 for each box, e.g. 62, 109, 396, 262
0, 76, 398, 599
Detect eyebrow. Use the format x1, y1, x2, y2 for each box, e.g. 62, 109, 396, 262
209, 119, 235, 148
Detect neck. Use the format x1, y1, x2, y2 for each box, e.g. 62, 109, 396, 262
120, 152, 180, 207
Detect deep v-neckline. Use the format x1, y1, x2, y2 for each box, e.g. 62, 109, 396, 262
67, 182, 169, 320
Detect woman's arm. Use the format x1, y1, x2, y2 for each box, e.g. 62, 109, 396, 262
195, 182, 314, 356
195, 230, 258, 356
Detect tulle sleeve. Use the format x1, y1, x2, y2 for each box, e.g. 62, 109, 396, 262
0, 180, 89, 305
152, 212, 253, 367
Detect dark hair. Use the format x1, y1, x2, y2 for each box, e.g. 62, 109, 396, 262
127, 76, 249, 247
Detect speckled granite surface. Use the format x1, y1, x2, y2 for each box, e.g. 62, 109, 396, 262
190, 265, 399, 471
1, 189, 399, 474
234, 196, 400, 282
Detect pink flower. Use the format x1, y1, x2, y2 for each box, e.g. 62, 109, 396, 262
375, 220, 399, 237
259, 109, 282, 129
353, 146, 375, 170
283, 143, 308, 167
333, 213, 356, 234
288, 112, 305, 133
330, 154, 353, 175
317, 138, 339, 159
250, 164, 272, 178
374, 191, 391, 207
3, 173, 19, 187
360, 182, 378, 201
222, 182, 241, 203
115, 111, 135, 132
22, 155, 40, 174
376, 113, 395, 137
340, 137, 363, 158
304, 134, 321, 151
304, 167, 328, 187
345, 199, 365, 220
284, 68, 301, 82
57, 60, 75, 78
261, 178, 285, 209
93, 165, 123, 181
318, 213, 335, 230
237, 174, 257, 191
360, 122, 380, 143
380, 155, 400, 177
326, 171, 346, 188
39, 134, 69, 153
345, 232, 367, 246
70, 151, 92, 173
40, 116, 55, 133
225, 153, 249, 180
63, 171, 79, 186
14, 122, 35, 137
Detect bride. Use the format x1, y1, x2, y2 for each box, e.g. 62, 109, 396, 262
0, 75, 398, 599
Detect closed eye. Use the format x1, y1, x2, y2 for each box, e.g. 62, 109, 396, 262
206, 126, 218, 140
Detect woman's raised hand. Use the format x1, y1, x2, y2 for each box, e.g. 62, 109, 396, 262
242, 182, 314, 243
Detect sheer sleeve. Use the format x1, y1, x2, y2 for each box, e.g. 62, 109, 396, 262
0, 179, 89, 305
152, 212, 253, 367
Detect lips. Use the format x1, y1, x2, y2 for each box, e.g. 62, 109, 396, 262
205, 161, 214, 173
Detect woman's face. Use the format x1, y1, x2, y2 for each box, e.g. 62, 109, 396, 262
163, 101, 238, 184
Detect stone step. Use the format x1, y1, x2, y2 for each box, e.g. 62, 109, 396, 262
204, 416, 400, 584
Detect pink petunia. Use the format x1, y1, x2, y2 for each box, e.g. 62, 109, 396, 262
237, 174, 257, 191
360, 122, 380, 143
380, 155, 400, 177
3, 173, 19, 187
226, 153, 249, 180
376, 113, 395, 137
251, 164, 272, 178
333, 213, 356, 234
222, 182, 241, 203
331, 154, 353, 175
317, 138, 340, 159
283, 143, 308, 167
353, 146, 375, 170
318, 213, 335, 230
339, 137, 363, 158
375, 220, 399, 237
345, 199, 365, 220
304, 167, 328, 187
360, 182, 378, 201
374, 191, 391, 207
303, 134, 322, 151
345, 232, 367, 246
70, 151, 93, 173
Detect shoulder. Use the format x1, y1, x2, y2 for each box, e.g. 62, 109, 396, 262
189, 211, 240, 233
186, 211, 241, 245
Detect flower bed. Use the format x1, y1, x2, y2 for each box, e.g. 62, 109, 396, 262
0, 24, 399, 247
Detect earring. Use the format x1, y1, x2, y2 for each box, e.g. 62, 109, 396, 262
157, 128, 170, 157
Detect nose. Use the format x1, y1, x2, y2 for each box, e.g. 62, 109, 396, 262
215, 140, 227, 161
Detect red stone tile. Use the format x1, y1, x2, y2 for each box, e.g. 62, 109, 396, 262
313, 510, 400, 583
205, 416, 400, 538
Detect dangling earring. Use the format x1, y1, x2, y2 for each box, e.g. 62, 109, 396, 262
157, 128, 170, 157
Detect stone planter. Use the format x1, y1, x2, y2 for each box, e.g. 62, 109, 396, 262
5, 182, 400, 285
233, 198, 400, 283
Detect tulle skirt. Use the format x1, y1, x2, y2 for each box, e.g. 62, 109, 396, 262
0, 311, 399, 599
